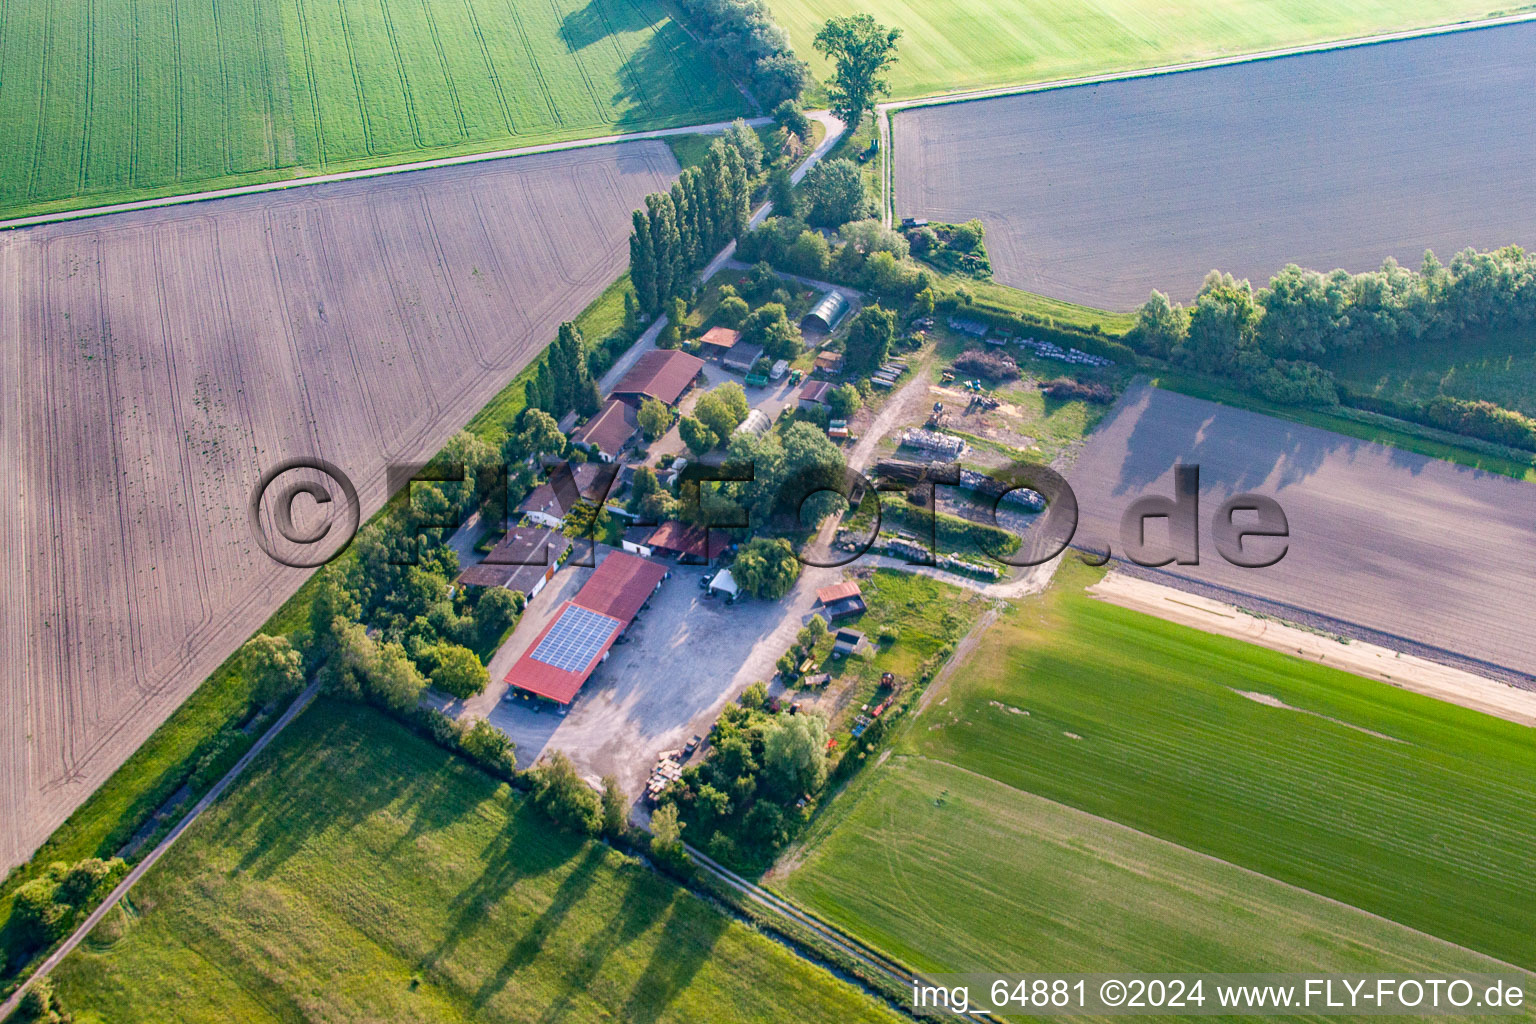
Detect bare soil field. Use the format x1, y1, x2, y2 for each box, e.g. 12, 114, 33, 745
0, 142, 677, 873
892, 21, 1536, 309
1066, 383, 1536, 679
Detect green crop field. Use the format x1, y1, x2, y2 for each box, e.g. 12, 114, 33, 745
783, 758, 1535, 1015
773, 0, 1510, 100
0, 0, 745, 220
50, 701, 903, 1024
1324, 328, 1536, 418
778, 561, 1536, 973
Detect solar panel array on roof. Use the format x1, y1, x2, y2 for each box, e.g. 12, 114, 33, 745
529, 605, 620, 673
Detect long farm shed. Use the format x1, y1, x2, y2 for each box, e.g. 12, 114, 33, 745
893, 21, 1536, 309
0, 141, 678, 872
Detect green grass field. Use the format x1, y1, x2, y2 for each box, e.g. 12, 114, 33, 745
1324, 328, 1536, 418
784, 757, 1534, 1015
0, 0, 744, 219
775, 0, 1511, 100
779, 561, 1536, 973
51, 700, 904, 1024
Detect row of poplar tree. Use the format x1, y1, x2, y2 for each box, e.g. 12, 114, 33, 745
630, 139, 753, 317
523, 321, 601, 420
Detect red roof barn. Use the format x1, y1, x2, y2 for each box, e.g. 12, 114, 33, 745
503, 551, 668, 704
611, 349, 705, 407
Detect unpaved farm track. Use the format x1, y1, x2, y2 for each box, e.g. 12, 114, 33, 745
892, 19, 1536, 308
0, 142, 679, 873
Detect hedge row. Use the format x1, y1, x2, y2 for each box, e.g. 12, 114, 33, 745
1338, 386, 1536, 453
882, 500, 1021, 558
936, 293, 1139, 364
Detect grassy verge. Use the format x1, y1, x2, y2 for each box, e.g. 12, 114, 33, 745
1322, 325, 1536, 418
939, 274, 1137, 335
50, 700, 906, 1023
1153, 371, 1536, 481
665, 124, 783, 172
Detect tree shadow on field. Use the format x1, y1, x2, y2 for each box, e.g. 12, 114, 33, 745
560, 0, 652, 51
560, 0, 741, 131
523, 868, 668, 1021
419, 799, 587, 975
221, 702, 446, 880
456, 840, 608, 1007
622, 896, 727, 1023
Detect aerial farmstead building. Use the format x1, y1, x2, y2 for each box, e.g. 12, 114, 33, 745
504, 551, 668, 705
515, 462, 612, 529
815, 580, 867, 622
572, 399, 641, 462
611, 349, 705, 408
798, 380, 833, 410
456, 526, 571, 601
699, 326, 741, 357
721, 340, 765, 375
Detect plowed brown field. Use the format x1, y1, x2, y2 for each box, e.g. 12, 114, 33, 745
0, 142, 677, 872
1066, 383, 1536, 678
893, 21, 1536, 309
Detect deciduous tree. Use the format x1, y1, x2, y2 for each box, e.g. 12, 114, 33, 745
240, 633, 304, 707
813, 15, 901, 133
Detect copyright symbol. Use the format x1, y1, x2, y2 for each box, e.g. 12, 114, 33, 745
248, 457, 360, 568
1100, 980, 1126, 1007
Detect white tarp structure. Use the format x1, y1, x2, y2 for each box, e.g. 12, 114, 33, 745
708, 568, 740, 599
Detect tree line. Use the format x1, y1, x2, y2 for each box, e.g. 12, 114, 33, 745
1132, 247, 1536, 444
676, 0, 809, 108
523, 320, 602, 420
629, 138, 752, 317
1135, 246, 1536, 372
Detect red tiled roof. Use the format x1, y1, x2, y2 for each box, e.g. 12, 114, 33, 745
612, 349, 705, 406
816, 580, 862, 604
700, 326, 741, 349
645, 520, 730, 560
799, 380, 832, 403
571, 399, 639, 458
503, 550, 667, 704
573, 550, 668, 620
